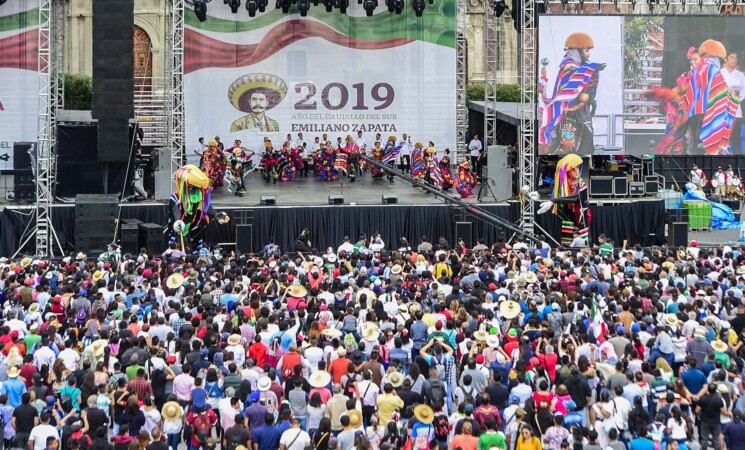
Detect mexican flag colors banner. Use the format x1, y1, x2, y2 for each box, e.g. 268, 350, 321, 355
184, 2, 456, 152
0, 2, 39, 164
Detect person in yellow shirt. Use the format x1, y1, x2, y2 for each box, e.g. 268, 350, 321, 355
376, 383, 404, 425
515, 425, 542, 450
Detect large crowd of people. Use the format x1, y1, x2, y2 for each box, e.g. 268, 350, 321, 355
2, 235, 745, 450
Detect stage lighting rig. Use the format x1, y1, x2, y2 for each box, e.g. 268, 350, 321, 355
324, 0, 334, 12
277, 0, 291, 12
186, 0, 211, 22
228, 0, 241, 12
412, 0, 425, 16
297, 0, 311, 15
362, 0, 377, 15
494, 0, 506, 16
246, 0, 258, 15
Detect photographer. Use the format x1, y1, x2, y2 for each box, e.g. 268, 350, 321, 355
295, 228, 312, 253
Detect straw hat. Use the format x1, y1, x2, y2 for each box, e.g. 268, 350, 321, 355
499, 300, 521, 319
486, 334, 500, 348
227, 334, 242, 346
413, 404, 435, 424
167, 273, 185, 289
336, 347, 347, 357
162, 401, 182, 421
665, 313, 679, 327
388, 372, 404, 387
712, 340, 728, 353
362, 323, 380, 342
7, 367, 20, 378
523, 272, 538, 285
308, 371, 331, 388
286, 284, 307, 298
391, 264, 402, 275
92, 271, 104, 282
257, 376, 272, 392
20, 257, 32, 268
693, 326, 707, 340
29, 303, 40, 313
347, 410, 363, 428
322, 328, 342, 339
228, 73, 288, 113
92, 342, 105, 358
473, 330, 489, 342
76, 252, 87, 261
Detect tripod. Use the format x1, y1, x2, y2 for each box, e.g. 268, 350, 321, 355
477, 177, 498, 202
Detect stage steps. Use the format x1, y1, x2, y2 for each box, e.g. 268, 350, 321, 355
134, 77, 168, 147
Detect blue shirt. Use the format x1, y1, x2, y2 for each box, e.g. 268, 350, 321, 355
0, 378, 27, 408
681, 368, 707, 395
253, 425, 277, 450
629, 438, 655, 450
411, 321, 428, 348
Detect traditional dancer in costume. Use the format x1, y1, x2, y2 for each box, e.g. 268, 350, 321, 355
226, 145, 254, 196
381, 136, 401, 183
455, 159, 476, 198
537, 154, 591, 245
439, 148, 454, 191
371, 142, 386, 180
651, 40, 739, 155
258, 141, 279, 183
410, 143, 425, 179
342, 135, 361, 182
424, 147, 443, 190
539, 33, 606, 155
201, 140, 228, 187
318, 142, 339, 182
276, 142, 298, 182
168, 164, 229, 250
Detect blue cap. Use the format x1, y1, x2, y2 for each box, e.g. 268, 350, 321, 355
510, 395, 521, 403
631, 323, 641, 333
616, 326, 625, 335
465, 404, 474, 414
200, 349, 208, 357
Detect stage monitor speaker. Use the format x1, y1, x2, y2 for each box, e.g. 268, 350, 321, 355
589, 176, 614, 196
153, 169, 172, 201
260, 196, 276, 205
667, 208, 689, 223
75, 194, 118, 253
236, 224, 253, 253
629, 182, 644, 196
328, 195, 344, 205
121, 218, 142, 226
382, 194, 398, 204
454, 221, 473, 249
120, 223, 139, 254
485, 168, 513, 199
13, 142, 33, 170
645, 176, 659, 195
487, 145, 510, 169
613, 177, 628, 197
138, 223, 164, 255
722, 199, 741, 212
13, 171, 35, 203
668, 221, 688, 248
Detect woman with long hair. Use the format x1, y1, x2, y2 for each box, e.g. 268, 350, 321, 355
140, 396, 161, 438
515, 424, 542, 450
379, 421, 404, 450
589, 390, 612, 448
365, 416, 385, 450
117, 395, 146, 437
307, 392, 326, 438
656, 357, 674, 382
50, 358, 70, 396
312, 418, 332, 450
667, 405, 688, 444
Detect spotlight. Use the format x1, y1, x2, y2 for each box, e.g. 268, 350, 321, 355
276, 0, 291, 13
323, 0, 334, 11
297, 0, 310, 15
412, 0, 424, 16
193, 0, 208, 22
258, 0, 268, 12
224, 0, 229, 3
394, 0, 404, 13
385, 0, 395, 12
338, 0, 349, 13
246, 0, 258, 15
494, 0, 506, 16
228, 0, 241, 12
362, 0, 377, 15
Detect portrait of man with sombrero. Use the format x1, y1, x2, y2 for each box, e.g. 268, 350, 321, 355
229, 73, 288, 133
539, 32, 606, 154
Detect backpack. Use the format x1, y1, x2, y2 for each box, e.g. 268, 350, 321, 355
61, 387, 80, 413
196, 363, 211, 381
433, 414, 449, 440
226, 430, 244, 450
192, 411, 212, 443
343, 375, 357, 398
431, 354, 446, 381
547, 312, 563, 335
428, 378, 445, 410
462, 386, 476, 405
76, 308, 88, 328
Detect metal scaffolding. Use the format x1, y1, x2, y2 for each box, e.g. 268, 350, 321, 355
483, 1, 498, 147
165, 0, 186, 189
32, 0, 64, 258
455, 0, 468, 163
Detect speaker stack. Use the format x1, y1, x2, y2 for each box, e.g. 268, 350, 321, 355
454, 221, 473, 248
12, 142, 35, 203
92, 0, 134, 163
138, 223, 164, 255
486, 145, 513, 198
75, 194, 119, 253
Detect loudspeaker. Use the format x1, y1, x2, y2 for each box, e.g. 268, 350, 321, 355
645, 176, 659, 195
668, 221, 688, 247
328, 195, 344, 205
75, 194, 118, 253
486, 168, 513, 198
642, 157, 654, 177
589, 176, 614, 196
233, 210, 255, 226
154, 170, 172, 201
260, 196, 276, 205
120, 223, 139, 254
13, 142, 33, 170
13, 171, 35, 203
629, 182, 644, 196
454, 221, 473, 248
613, 177, 628, 197
382, 194, 398, 204
236, 224, 253, 253
138, 223, 164, 255
667, 208, 689, 223
487, 145, 510, 169
722, 199, 741, 212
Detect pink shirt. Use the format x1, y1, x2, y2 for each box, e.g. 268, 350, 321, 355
309, 387, 332, 404
172, 373, 195, 401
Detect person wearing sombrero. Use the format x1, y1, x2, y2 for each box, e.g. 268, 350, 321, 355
381, 136, 400, 183
229, 73, 287, 133
341, 135, 361, 182
201, 139, 229, 188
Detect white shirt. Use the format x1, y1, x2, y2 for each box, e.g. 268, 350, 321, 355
721, 67, 745, 118
279, 427, 310, 450
469, 139, 483, 157
716, 171, 726, 185
58, 348, 81, 372
33, 345, 56, 370
355, 137, 367, 151
337, 242, 355, 254
690, 169, 705, 184
399, 139, 413, 156
29, 424, 59, 450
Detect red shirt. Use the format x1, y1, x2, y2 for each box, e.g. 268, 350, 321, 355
186, 409, 217, 446
532, 391, 554, 410
20, 363, 37, 388
249, 342, 267, 367
537, 353, 558, 381
329, 357, 352, 384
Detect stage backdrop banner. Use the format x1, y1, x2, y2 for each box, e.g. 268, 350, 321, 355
0, 2, 39, 167
184, 3, 456, 156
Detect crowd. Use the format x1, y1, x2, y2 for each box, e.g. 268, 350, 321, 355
2, 235, 745, 450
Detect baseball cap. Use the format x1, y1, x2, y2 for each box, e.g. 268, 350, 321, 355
464, 404, 474, 414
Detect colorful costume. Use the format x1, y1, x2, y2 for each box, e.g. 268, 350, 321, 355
539, 33, 602, 154
276, 143, 299, 182
201, 140, 228, 187
410, 143, 425, 179
439, 152, 454, 190
381, 136, 401, 182
318, 143, 338, 182
258, 141, 278, 183
342, 136, 361, 182
551, 156, 591, 244
652, 40, 740, 155
226, 146, 254, 196
455, 160, 476, 198
424, 148, 443, 190
371, 145, 386, 180
169, 164, 216, 249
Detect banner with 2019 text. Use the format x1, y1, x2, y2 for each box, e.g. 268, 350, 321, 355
0, 2, 39, 167
184, 2, 456, 158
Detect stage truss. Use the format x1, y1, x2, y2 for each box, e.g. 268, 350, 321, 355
513, 0, 736, 237
165, 0, 186, 189
456, 0, 468, 163
33, 0, 65, 258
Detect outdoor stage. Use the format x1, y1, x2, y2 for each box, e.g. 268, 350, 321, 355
0, 174, 667, 256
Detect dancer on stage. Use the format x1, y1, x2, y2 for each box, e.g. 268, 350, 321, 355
226, 144, 253, 197
276, 141, 299, 182
201, 140, 228, 187
342, 135, 361, 182
410, 143, 425, 179
381, 136, 400, 183
455, 159, 476, 198
439, 148, 454, 191
371, 141, 386, 180
423, 147, 443, 190
259, 141, 278, 183
539, 32, 606, 154
318, 141, 339, 182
